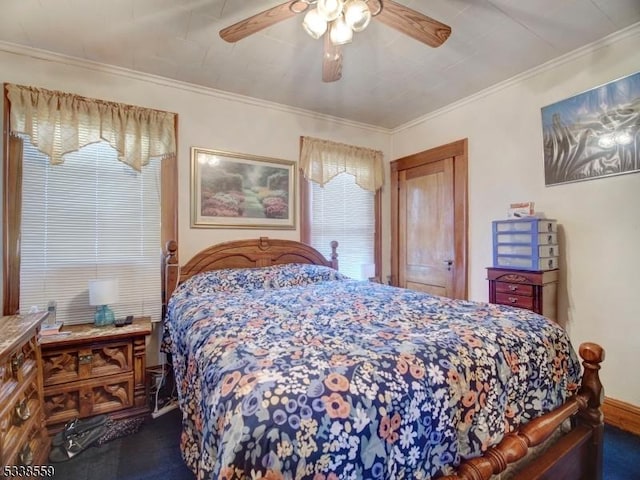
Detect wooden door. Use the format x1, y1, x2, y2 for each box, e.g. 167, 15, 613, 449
391, 139, 468, 299
398, 159, 454, 296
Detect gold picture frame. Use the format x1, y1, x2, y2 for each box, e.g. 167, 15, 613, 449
191, 147, 296, 229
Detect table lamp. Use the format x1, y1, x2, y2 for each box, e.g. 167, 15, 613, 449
89, 279, 119, 327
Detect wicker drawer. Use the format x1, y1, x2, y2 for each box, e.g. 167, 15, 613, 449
495, 282, 534, 297
495, 293, 535, 310
43, 372, 134, 426
42, 340, 133, 386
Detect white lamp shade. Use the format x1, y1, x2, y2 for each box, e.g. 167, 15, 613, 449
330, 15, 353, 45
89, 279, 119, 306
303, 8, 328, 39
317, 0, 344, 22
344, 0, 371, 32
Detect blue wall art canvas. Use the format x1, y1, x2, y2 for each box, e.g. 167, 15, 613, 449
541, 71, 640, 186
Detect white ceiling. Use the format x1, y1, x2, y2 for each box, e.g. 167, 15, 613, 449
2, 0, 639, 129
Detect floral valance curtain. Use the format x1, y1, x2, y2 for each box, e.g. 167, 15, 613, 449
300, 136, 384, 192
7, 84, 176, 171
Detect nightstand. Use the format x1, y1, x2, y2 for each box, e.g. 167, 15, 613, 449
39, 317, 151, 432
487, 267, 558, 321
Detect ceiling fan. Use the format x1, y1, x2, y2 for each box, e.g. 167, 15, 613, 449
219, 0, 452, 82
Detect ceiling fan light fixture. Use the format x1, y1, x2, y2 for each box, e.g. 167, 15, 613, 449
330, 15, 353, 45
344, 0, 371, 32
302, 8, 328, 39
317, 0, 344, 22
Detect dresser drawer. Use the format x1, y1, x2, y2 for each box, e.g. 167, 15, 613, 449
42, 340, 133, 386
495, 293, 534, 310
0, 371, 43, 466
1, 337, 38, 392
2, 412, 50, 471
495, 282, 534, 297
43, 372, 134, 425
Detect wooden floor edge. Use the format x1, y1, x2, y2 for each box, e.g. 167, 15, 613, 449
603, 397, 640, 436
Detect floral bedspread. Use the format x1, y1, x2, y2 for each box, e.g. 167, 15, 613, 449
164, 264, 581, 480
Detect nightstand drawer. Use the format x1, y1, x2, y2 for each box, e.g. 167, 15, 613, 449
495, 282, 534, 297
42, 340, 133, 386
43, 372, 134, 425
495, 293, 534, 310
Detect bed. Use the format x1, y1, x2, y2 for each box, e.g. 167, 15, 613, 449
162, 237, 604, 480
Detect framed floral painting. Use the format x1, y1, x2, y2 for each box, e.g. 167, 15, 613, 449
191, 147, 296, 229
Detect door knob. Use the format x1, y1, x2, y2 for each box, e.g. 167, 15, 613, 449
443, 260, 453, 271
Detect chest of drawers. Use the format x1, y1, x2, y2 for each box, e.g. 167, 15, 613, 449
0, 312, 50, 470
39, 318, 151, 431
487, 267, 559, 321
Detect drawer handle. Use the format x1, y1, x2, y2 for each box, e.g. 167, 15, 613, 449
11, 352, 25, 375
14, 399, 31, 424
508, 285, 518, 292
79, 354, 94, 365
508, 297, 518, 304
19, 444, 33, 466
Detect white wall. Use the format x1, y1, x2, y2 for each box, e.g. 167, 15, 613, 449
0, 45, 391, 261
0, 44, 391, 363
2, 24, 638, 406
391, 26, 640, 406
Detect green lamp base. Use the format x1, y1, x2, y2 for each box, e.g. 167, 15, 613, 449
94, 305, 115, 327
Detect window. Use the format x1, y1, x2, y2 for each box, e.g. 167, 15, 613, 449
299, 136, 383, 281
302, 173, 381, 280
3, 84, 177, 322
18, 139, 163, 324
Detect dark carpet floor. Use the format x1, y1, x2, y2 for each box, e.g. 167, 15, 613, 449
51, 410, 640, 479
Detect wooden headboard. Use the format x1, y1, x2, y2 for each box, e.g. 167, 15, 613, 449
162, 237, 338, 307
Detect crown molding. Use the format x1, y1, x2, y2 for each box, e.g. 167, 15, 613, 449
393, 21, 640, 134
0, 41, 390, 135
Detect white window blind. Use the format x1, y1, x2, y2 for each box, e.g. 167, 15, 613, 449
20, 138, 162, 325
309, 172, 375, 280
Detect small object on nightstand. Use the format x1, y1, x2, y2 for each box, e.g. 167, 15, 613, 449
125, 315, 133, 324
114, 318, 126, 327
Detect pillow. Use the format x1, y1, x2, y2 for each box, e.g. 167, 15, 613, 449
174, 263, 348, 298
267, 263, 348, 288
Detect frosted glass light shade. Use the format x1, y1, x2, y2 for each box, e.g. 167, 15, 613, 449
344, 0, 371, 32
303, 8, 328, 39
317, 0, 344, 22
330, 16, 353, 45
89, 279, 119, 306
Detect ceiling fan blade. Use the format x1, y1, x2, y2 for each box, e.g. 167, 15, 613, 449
376, 0, 451, 48
322, 34, 343, 82
220, 2, 298, 43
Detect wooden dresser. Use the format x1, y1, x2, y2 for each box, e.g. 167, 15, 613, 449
0, 312, 50, 470
39, 317, 151, 432
487, 267, 559, 321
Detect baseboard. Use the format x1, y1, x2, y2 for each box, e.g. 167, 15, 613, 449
603, 397, 640, 435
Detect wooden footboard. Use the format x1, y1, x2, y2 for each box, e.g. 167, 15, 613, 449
441, 342, 604, 480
